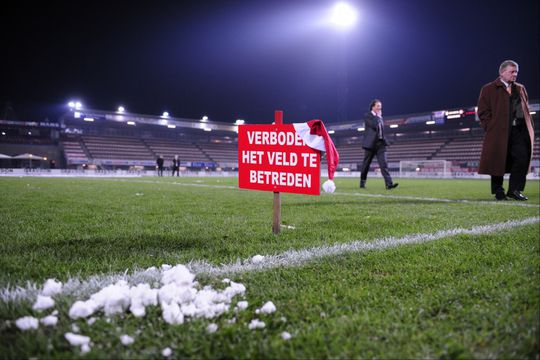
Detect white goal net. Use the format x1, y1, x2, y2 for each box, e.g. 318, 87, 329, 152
399, 160, 450, 178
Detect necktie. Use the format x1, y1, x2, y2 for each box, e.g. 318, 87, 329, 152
378, 118, 383, 139
506, 85, 512, 95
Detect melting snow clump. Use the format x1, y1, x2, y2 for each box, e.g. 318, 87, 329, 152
251, 255, 265, 264
120, 334, 135, 346
162, 347, 173, 357
42, 279, 63, 297
257, 301, 276, 314
248, 319, 266, 330
207, 323, 218, 333
15, 316, 39, 331
32, 295, 55, 311
14, 263, 285, 354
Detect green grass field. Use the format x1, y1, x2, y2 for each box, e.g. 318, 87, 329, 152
1, 176, 539, 359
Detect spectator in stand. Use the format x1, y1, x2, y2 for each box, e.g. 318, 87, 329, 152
156, 155, 164, 176
359, 99, 399, 190
172, 155, 180, 177
477, 60, 534, 201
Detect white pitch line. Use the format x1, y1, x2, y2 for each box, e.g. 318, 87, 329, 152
106, 178, 540, 208
331, 191, 540, 208
1, 216, 538, 304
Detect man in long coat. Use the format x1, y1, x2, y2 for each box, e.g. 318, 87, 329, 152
477, 60, 534, 201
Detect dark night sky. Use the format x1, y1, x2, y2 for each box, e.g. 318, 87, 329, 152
1, 0, 539, 124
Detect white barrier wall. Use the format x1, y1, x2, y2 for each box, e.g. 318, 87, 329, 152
0, 168, 538, 179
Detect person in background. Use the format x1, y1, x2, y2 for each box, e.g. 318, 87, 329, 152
156, 155, 164, 177
477, 60, 534, 201
172, 155, 180, 176
359, 99, 398, 190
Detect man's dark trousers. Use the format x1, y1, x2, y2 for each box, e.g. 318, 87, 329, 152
360, 140, 392, 187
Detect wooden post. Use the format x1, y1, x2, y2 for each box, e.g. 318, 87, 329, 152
272, 110, 283, 235
272, 191, 281, 235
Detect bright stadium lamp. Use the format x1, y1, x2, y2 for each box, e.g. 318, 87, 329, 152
162, 111, 169, 118
331, 2, 358, 29
201, 115, 208, 122
68, 100, 83, 109
117, 106, 125, 113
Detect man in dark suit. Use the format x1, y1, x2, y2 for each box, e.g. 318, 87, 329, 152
359, 99, 398, 190
477, 60, 534, 201
172, 155, 180, 177
156, 155, 164, 177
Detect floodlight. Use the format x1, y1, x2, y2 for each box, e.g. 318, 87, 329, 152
68, 100, 83, 109
328, 130, 335, 134
235, 119, 245, 125
203, 128, 212, 132
118, 106, 125, 113
331, 2, 358, 29
127, 121, 136, 126
162, 111, 170, 118
357, 127, 365, 132
201, 116, 208, 122
390, 124, 399, 128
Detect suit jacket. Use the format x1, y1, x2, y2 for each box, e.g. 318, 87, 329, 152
362, 112, 388, 150
477, 78, 534, 175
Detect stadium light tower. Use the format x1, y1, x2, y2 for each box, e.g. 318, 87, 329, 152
330, 2, 358, 30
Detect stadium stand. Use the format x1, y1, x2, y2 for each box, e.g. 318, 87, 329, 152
431, 136, 483, 162
197, 142, 238, 167
82, 135, 154, 161
143, 138, 209, 164
61, 136, 89, 165
0, 103, 538, 176
387, 139, 448, 162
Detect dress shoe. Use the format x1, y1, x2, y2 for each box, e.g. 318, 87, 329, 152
506, 190, 528, 201
495, 189, 507, 201
386, 183, 399, 190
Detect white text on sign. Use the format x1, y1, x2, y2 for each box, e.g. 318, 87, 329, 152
247, 131, 305, 146
242, 151, 318, 167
